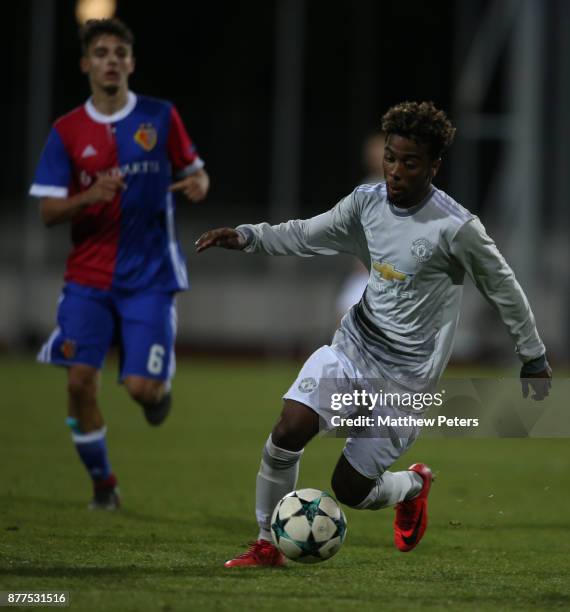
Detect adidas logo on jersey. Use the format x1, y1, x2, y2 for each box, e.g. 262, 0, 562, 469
81, 144, 98, 158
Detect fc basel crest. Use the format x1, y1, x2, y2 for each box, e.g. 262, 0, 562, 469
134, 123, 157, 151
61, 339, 77, 360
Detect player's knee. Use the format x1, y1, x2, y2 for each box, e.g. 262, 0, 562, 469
331, 472, 362, 508
271, 400, 319, 451
125, 377, 164, 407
67, 369, 98, 402
271, 420, 302, 451
331, 456, 375, 508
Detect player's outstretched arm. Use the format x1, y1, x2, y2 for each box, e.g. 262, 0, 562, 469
40, 176, 125, 227
170, 169, 210, 202
195, 228, 246, 253
211, 190, 369, 260
451, 218, 552, 400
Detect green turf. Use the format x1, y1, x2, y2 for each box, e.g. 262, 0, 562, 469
1, 357, 569, 611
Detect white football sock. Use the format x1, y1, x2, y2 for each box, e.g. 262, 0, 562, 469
255, 435, 303, 541
354, 470, 423, 510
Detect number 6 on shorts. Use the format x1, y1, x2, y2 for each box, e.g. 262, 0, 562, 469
147, 344, 165, 375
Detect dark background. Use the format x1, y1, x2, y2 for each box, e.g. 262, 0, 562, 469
2, 0, 569, 363
6, 0, 461, 214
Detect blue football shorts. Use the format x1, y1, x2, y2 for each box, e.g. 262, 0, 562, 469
38, 282, 177, 381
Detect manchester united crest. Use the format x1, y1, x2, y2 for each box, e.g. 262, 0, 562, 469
134, 123, 157, 151
298, 377, 318, 393
411, 238, 434, 263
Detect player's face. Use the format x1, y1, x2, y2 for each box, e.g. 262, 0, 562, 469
81, 35, 135, 96
383, 134, 441, 207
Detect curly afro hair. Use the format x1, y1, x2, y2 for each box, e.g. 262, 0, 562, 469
381, 101, 456, 159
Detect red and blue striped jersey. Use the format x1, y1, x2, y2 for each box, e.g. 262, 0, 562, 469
30, 92, 204, 292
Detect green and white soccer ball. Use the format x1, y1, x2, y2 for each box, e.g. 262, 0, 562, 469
270, 488, 347, 563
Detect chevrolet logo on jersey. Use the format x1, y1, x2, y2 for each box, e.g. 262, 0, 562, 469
134, 123, 157, 151
373, 261, 407, 281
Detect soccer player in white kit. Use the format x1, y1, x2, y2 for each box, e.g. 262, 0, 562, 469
196, 101, 552, 566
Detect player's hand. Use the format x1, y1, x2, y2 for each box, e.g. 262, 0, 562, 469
170, 169, 210, 202
82, 175, 126, 205
195, 228, 246, 253
521, 365, 552, 401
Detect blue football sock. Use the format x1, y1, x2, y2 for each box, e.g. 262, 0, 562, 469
67, 419, 112, 482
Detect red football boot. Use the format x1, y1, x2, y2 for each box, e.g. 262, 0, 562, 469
394, 463, 433, 552
224, 539, 287, 568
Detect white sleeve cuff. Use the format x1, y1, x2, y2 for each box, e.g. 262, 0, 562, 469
29, 184, 69, 198
177, 158, 205, 178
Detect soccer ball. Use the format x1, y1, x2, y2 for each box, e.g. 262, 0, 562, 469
270, 488, 347, 563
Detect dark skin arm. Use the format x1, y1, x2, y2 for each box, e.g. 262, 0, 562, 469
195, 227, 245, 253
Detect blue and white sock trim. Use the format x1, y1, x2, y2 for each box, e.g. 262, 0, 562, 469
70, 425, 107, 444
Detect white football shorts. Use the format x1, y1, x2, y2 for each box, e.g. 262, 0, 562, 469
284, 345, 420, 479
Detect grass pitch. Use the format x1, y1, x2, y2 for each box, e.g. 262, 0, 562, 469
1, 357, 569, 611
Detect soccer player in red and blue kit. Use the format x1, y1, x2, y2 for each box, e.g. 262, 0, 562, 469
29, 19, 209, 509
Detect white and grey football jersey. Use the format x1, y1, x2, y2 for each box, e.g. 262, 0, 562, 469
237, 182, 545, 385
